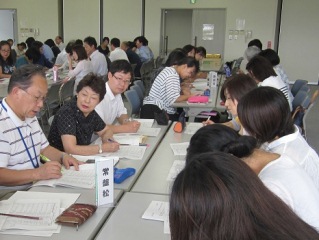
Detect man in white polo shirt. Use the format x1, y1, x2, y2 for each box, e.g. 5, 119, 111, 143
0, 65, 80, 198
95, 60, 140, 133
84, 36, 108, 77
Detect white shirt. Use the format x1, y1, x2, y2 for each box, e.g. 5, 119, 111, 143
55, 49, 68, 66
262, 125, 319, 191
0, 99, 49, 190
68, 59, 93, 94
259, 154, 319, 231
95, 82, 127, 124
90, 50, 108, 76
109, 48, 129, 62
259, 75, 293, 111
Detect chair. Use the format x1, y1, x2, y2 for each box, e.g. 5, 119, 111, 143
131, 85, 143, 105
291, 79, 308, 97
155, 56, 165, 69
231, 57, 244, 75
134, 80, 145, 94
292, 89, 311, 134
44, 82, 63, 120
59, 78, 75, 106
303, 90, 319, 140
124, 89, 141, 117
140, 59, 155, 95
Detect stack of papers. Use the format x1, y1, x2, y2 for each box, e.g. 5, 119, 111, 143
136, 119, 161, 137
113, 134, 147, 145
142, 201, 170, 234
33, 164, 95, 189
0, 191, 80, 237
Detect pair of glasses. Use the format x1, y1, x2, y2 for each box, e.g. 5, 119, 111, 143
22, 89, 47, 103
1, 49, 10, 53
113, 74, 131, 85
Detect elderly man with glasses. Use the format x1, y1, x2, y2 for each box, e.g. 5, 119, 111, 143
0, 65, 80, 199
95, 60, 140, 133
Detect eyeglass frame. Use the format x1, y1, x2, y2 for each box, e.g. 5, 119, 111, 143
21, 88, 47, 103
112, 74, 131, 85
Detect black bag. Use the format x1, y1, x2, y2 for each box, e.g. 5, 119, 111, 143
154, 109, 169, 125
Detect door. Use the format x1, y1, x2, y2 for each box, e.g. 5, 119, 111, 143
192, 9, 226, 56
162, 9, 193, 56
0, 9, 18, 43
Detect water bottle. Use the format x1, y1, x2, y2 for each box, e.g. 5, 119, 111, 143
203, 88, 210, 97
53, 66, 58, 82
224, 64, 231, 78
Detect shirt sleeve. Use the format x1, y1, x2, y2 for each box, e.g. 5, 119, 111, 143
164, 75, 181, 105
93, 111, 106, 133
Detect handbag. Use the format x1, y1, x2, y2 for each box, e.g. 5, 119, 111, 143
173, 111, 186, 133
154, 109, 169, 125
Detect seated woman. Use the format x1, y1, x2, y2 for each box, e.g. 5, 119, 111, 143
237, 86, 319, 190
259, 48, 293, 100
182, 44, 196, 57
48, 73, 119, 155
0, 40, 15, 78
205, 73, 257, 133
64, 44, 93, 94
186, 124, 319, 230
142, 56, 199, 121
246, 55, 293, 110
170, 152, 319, 239
15, 47, 41, 68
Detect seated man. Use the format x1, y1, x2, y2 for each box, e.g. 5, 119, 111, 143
109, 38, 129, 62
48, 74, 120, 155
0, 65, 80, 196
95, 60, 141, 133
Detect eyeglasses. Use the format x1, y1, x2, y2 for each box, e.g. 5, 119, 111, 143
22, 89, 47, 103
1, 49, 10, 53
113, 74, 131, 85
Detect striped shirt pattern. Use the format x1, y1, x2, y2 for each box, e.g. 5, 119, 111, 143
259, 75, 293, 111
143, 67, 180, 114
0, 100, 49, 171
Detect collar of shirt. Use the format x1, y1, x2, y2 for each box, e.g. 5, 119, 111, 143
2, 98, 33, 135
265, 125, 299, 150
106, 82, 116, 101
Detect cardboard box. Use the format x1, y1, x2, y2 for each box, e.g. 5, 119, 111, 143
200, 58, 222, 71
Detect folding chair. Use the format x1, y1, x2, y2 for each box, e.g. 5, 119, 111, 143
134, 80, 145, 95
291, 79, 308, 97
131, 85, 143, 105
59, 78, 75, 106
124, 89, 141, 117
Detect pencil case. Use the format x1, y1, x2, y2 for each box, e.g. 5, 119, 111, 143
55, 203, 97, 230
188, 96, 209, 103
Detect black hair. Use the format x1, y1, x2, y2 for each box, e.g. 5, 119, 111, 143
259, 49, 280, 66
76, 73, 106, 102
248, 39, 262, 49
109, 59, 134, 78
110, 38, 120, 48
84, 36, 97, 49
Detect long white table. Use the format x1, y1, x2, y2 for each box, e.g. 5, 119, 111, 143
95, 192, 170, 240
3, 186, 123, 240
132, 122, 192, 195
113, 122, 171, 191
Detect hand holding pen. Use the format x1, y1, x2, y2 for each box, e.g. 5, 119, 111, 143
203, 116, 214, 126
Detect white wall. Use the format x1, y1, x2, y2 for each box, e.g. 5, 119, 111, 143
279, 0, 319, 84
63, 0, 100, 43
145, 0, 278, 62
0, 0, 58, 43
103, 0, 142, 43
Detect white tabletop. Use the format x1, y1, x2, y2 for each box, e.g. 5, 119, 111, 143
113, 122, 171, 191
132, 123, 192, 195
3, 186, 123, 240
95, 192, 170, 240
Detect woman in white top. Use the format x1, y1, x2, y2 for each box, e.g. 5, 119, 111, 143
246, 55, 293, 111
186, 124, 319, 231
64, 44, 93, 94
238, 87, 319, 191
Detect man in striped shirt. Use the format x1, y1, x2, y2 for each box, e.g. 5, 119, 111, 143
0, 65, 80, 196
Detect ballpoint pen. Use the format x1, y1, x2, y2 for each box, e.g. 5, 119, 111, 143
0, 213, 42, 220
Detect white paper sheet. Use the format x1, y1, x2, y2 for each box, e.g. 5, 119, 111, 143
136, 119, 154, 128
137, 127, 161, 137
184, 122, 203, 135
142, 201, 169, 222
166, 160, 186, 181
170, 142, 189, 156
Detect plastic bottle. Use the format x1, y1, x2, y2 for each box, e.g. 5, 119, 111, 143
224, 64, 231, 78
203, 88, 210, 97
53, 66, 58, 82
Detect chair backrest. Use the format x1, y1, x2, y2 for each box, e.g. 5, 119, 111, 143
231, 57, 244, 75
292, 89, 311, 112
59, 78, 75, 106
131, 85, 143, 104
134, 79, 145, 94
303, 90, 319, 141
44, 83, 63, 118
291, 79, 308, 96
155, 56, 165, 69
124, 89, 141, 117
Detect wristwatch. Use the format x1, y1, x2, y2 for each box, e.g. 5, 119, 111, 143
98, 144, 103, 154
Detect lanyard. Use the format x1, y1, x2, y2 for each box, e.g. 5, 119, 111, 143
1, 101, 39, 168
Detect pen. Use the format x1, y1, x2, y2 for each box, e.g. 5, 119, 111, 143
40, 154, 64, 172
0, 213, 42, 220
207, 116, 211, 122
